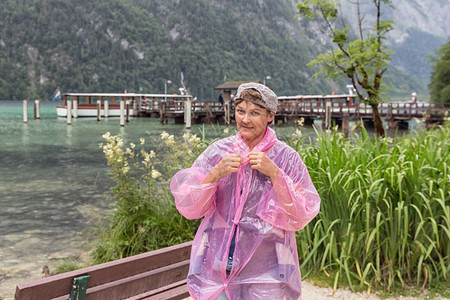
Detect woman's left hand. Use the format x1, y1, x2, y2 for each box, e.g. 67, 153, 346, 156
247, 152, 279, 184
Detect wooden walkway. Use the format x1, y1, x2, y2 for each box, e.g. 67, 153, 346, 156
60, 93, 449, 127
276, 95, 449, 126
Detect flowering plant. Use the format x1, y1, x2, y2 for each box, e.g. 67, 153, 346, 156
93, 131, 207, 263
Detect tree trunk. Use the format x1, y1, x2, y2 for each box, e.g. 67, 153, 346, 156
371, 103, 385, 137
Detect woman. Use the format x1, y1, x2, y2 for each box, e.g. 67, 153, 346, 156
170, 82, 320, 299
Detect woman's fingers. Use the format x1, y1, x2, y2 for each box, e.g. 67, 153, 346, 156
247, 152, 279, 183
217, 154, 242, 177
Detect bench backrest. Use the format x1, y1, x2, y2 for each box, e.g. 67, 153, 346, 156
15, 241, 192, 300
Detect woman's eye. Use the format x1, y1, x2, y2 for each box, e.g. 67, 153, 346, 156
251, 111, 260, 116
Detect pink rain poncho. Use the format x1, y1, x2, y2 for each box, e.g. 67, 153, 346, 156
170, 127, 320, 299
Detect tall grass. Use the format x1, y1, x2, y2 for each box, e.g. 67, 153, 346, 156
93, 122, 449, 294
295, 122, 449, 294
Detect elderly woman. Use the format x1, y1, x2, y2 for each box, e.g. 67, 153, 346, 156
170, 82, 320, 299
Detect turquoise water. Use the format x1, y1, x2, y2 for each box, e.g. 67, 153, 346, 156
0, 100, 309, 287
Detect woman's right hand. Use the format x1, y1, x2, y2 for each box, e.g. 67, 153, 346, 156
203, 153, 242, 184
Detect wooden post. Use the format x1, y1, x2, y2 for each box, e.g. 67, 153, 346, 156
325, 101, 332, 129
73, 99, 78, 118
97, 100, 101, 121
67, 100, 72, 125
23, 100, 28, 123
34, 100, 40, 119
126, 102, 130, 122
185, 98, 192, 129
104, 100, 109, 118
342, 113, 349, 137
120, 100, 125, 126
224, 102, 230, 125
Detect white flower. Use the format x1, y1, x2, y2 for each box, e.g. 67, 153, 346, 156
223, 128, 229, 135
161, 131, 170, 140
151, 169, 162, 179
130, 143, 136, 149
140, 138, 145, 145
166, 135, 175, 146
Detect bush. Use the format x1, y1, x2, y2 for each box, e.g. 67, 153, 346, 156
91, 131, 208, 263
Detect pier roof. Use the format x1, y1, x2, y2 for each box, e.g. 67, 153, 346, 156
214, 81, 254, 91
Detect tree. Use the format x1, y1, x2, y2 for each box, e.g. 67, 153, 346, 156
297, 0, 394, 137
429, 38, 450, 103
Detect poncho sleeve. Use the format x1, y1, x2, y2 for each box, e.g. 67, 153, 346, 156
257, 145, 320, 232
170, 143, 222, 220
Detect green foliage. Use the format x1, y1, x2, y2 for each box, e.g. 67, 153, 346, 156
295, 122, 450, 294
298, 0, 394, 103
91, 131, 208, 263
0, 0, 330, 100
297, 0, 395, 136
94, 122, 449, 295
429, 38, 450, 103
53, 260, 84, 275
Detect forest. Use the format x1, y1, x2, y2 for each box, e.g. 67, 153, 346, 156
0, 0, 429, 100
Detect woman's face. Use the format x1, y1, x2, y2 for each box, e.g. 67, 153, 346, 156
235, 100, 274, 149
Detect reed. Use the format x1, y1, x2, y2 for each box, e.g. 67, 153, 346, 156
295, 122, 449, 294
93, 122, 448, 295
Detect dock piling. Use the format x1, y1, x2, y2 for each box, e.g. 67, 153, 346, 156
185, 99, 192, 129
67, 100, 72, 125
34, 100, 40, 119
126, 102, 130, 122
73, 100, 78, 118
23, 100, 28, 123
120, 100, 125, 126
97, 100, 101, 121
104, 100, 109, 118
325, 101, 332, 129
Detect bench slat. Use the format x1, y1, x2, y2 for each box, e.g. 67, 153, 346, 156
127, 279, 188, 300
85, 260, 189, 300
15, 242, 192, 300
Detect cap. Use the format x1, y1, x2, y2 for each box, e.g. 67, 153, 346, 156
235, 82, 278, 113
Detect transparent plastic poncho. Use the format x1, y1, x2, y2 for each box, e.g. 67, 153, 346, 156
170, 127, 321, 299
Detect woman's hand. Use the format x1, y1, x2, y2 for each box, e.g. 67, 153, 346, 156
247, 152, 279, 184
203, 153, 243, 184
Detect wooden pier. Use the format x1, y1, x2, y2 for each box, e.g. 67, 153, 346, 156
276, 95, 449, 128
60, 93, 449, 128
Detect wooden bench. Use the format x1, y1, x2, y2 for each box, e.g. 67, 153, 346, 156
15, 241, 192, 300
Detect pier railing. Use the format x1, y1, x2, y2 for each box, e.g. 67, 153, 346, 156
61, 92, 449, 126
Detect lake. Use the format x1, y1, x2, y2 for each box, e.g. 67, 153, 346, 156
0, 100, 315, 299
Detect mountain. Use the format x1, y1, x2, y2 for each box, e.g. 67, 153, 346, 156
0, 0, 446, 101
339, 0, 449, 99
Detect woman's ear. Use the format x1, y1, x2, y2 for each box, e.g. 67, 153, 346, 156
268, 111, 275, 123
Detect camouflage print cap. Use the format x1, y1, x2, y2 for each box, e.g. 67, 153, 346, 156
235, 82, 278, 113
